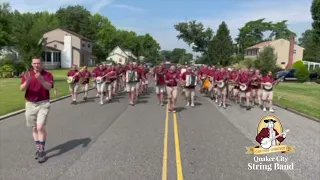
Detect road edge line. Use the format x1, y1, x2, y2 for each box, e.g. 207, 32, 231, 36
0, 88, 95, 121
173, 112, 183, 180
161, 104, 169, 180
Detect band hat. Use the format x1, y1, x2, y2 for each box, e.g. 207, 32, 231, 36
264, 119, 277, 123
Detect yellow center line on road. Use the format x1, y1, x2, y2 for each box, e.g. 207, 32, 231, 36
173, 112, 184, 180
161, 104, 169, 180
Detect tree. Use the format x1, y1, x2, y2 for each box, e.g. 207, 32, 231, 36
311, 0, 320, 39
302, 0, 320, 62
298, 29, 314, 47
0, 3, 12, 49
236, 19, 295, 54
10, 11, 58, 67
174, 20, 213, 53
55, 5, 93, 39
207, 21, 233, 66
254, 45, 278, 74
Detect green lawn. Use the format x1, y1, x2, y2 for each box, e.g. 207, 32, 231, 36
0, 68, 93, 116
274, 82, 320, 120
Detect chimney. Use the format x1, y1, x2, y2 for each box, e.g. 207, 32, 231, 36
285, 34, 295, 69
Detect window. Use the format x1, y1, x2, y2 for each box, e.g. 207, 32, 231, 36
88, 44, 91, 48
293, 49, 296, 54
45, 52, 51, 62
82, 43, 85, 47
119, 58, 122, 63
54, 44, 57, 48
281, 62, 286, 64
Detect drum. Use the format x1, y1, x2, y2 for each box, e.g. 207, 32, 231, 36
96, 77, 103, 84
239, 84, 247, 91
264, 82, 273, 90
202, 78, 210, 89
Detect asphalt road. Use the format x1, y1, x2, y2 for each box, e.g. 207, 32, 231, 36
0, 85, 319, 180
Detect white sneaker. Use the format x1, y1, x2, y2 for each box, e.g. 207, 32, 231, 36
223, 104, 227, 109
186, 102, 190, 106
191, 103, 195, 107
215, 99, 218, 103
100, 101, 103, 105
263, 107, 267, 112
218, 102, 222, 107
269, 108, 275, 113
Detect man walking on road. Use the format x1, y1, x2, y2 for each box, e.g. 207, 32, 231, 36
20, 57, 54, 163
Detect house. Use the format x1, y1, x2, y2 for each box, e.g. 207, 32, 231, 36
0, 47, 19, 61
106, 46, 137, 65
244, 36, 304, 69
42, 28, 94, 69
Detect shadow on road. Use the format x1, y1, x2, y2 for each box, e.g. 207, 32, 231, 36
136, 100, 148, 104
195, 102, 202, 106
77, 99, 95, 104
46, 138, 91, 159
175, 107, 187, 112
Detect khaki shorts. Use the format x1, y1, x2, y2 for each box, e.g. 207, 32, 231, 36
262, 90, 273, 100
112, 80, 117, 88
156, 85, 166, 94
25, 100, 50, 127
81, 83, 89, 92
217, 86, 227, 95
233, 88, 239, 96
69, 83, 79, 92
126, 82, 136, 92
105, 83, 113, 92
252, 88, 262, 98
239, 91, 251, 98
166, 86, 178, 99
96, 82, 105, 92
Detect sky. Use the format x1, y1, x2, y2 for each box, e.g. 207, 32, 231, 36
4, 0, 313, 55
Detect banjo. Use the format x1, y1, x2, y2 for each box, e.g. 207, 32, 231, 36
263, 76, 284, 90
217, 80, 225, 88
67, 72, 80, 84
96, 74, 109, 84
239, 83, 247, 91
260, 129, 290, 149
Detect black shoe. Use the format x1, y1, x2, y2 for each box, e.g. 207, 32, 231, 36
34, 150, 40, 159
37, 151, 47, 163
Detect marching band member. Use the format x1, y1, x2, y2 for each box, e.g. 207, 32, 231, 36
251, 69, 262, 106
143, 64, 150, 93
227, 67, 238, 102
165, 65, 179, 112
105, 65, 116, 102
261, 71, 277, 112
67, 65, 80, 104
92, 64, 100, 97
138, 64, 145, 94
154, 64, 166, 106
20, 57, 54, 163
238, 68, 252, 110
215, 68, 227, 108
181, 67, 197, 107
125, 62, 138, 105
79, 66, 91, 101
94, 64, 107, 105
111, 65, 118, 96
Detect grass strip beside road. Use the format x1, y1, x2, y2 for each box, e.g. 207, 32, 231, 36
0, 68, 93, 116
274, 82, 320, 120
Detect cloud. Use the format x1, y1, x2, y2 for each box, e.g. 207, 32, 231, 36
109, 4, 144, 13
91, 0, 115, 13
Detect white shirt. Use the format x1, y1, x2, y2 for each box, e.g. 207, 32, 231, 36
269, 128, 276, 146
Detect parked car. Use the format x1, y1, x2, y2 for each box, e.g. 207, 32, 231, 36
276, 68, 318, 81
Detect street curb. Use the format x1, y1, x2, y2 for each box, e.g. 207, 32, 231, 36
0, 88, 95, 121
273, 103, 320, 122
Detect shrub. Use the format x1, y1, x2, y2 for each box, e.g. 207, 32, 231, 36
295, 66, 310, 82
0, 64, 14, 78
292, 60, 304, 69
315, 79, 320, 84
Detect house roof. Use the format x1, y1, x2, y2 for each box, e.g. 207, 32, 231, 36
246, 40, 274, 50
45, 46, 61, 51
45, 28, 92, 42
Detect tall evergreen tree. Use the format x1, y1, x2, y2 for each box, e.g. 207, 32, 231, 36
208, 21, 233, 66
